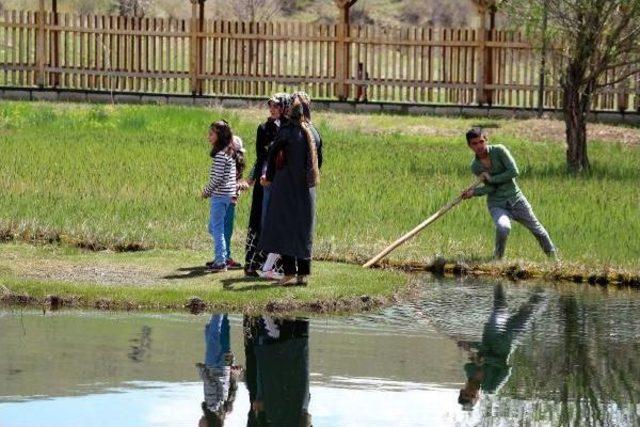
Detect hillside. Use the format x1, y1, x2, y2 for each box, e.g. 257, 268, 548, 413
1, 0, 480, 28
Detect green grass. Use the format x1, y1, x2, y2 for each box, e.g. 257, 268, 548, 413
0, 243, 405, 311
0, 101, 638, 272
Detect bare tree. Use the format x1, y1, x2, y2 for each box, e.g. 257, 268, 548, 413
401, 0, 473, 27
504, 0, 640, 173
110, 0, 153, 18
231, 0, 281, 22
72, 0, 100, 15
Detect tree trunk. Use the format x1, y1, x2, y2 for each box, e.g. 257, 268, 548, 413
562, 68, 591, 173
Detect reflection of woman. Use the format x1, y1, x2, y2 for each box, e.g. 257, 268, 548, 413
260, 96, 321, 286
458, 285, 544, 409
197, 314, 239, 427
243, 316, 311, 427
243, 316, 259, 427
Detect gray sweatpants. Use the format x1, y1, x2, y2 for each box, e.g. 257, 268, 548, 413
489, 197, 556, 259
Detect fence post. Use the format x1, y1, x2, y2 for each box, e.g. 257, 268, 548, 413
485, 7, 495, 106
197, 0, 205, 95
475, 6, 486, 106
537, 0, 548, 117
617, 74, 630, 113
189, 0, 198, 95
50, 0, 59, 87
636, 72, 640, 112
335, 21, 347, 100
334, 2, 353, 101
35, 0, 46, 87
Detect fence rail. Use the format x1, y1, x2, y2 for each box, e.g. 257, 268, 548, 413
1, 7, 639, 112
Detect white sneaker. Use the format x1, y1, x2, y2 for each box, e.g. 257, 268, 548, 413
257, 269, 284, 280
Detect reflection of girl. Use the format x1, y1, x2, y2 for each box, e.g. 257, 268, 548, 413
260, 96, 321, 286
197, 314, 240, 427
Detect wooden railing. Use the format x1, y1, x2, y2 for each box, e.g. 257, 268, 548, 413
1, 7, 639, 112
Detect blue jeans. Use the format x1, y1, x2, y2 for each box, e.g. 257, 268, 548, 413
224, 202, 236, 260
204, 314, 230, 367
209, 195, 233, 265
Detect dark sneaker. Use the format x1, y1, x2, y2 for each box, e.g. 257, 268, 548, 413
207, 262, 227, 273
226, 258, 243, 270
205, 260, 216, 268
244, 269, 259, 278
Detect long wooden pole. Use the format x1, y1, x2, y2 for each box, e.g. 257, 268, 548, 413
362, 178, 483, 268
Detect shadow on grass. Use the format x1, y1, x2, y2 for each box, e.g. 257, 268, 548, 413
163, 266, 209, 280
221, 277, 281, 292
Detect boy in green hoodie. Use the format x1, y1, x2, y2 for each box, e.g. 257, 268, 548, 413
461, 128, 557, 260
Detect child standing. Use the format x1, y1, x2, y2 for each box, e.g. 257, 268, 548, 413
222, 134, 247, 270
201, 120, 237, 272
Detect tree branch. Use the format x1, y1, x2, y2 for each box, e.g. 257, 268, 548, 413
595, 67, 640, 89
335, 0, 358, 8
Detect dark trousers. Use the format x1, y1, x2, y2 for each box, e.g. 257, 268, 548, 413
245, 184, 265, 272
281, 255, 311, 276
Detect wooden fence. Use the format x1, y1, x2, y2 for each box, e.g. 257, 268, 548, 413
1, 7, 639, 112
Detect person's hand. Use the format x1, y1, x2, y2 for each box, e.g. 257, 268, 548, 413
237, 180, 250, 192
247, 179, 255, 186
461, 189, 474, 199
480, 172, 491, 183
199, 190, 208, 199
260, 176, 271, 187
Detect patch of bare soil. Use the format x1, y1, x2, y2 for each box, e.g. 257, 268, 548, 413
502, 119, 640, 145
18, 262, 162, 286
322, 112, 640, 145
400, 125, 459, 138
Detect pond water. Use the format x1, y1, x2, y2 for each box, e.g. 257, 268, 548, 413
1, 277, 640, 427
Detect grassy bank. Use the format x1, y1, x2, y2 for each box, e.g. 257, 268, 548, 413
0, 243, 406, 312
0, 101, 639, 305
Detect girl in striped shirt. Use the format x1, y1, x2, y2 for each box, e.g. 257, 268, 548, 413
201, 120, 237, 272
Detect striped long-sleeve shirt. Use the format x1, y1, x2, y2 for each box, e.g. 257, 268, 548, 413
203, 150, 237, 197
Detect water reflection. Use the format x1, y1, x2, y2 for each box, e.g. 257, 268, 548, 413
457, 284, 544, 409
195, 314, 310, 427
129, 325, 152, 363
243, 316, 310, 427
491, 292, 640, 426
197, 314, 238, 426
1, 279, 640, 426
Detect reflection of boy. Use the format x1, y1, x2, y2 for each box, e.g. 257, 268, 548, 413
197, 314, 240, 427
458, 285, 544, 409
